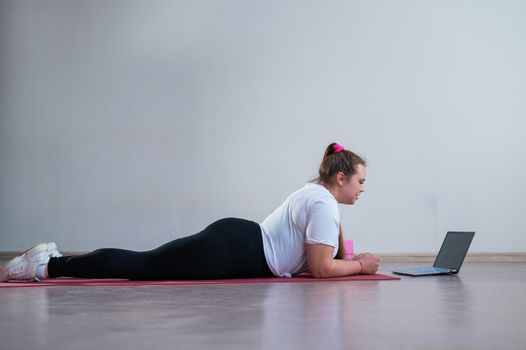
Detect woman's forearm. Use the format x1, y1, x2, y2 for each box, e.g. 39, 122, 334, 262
316, 259, 362, 278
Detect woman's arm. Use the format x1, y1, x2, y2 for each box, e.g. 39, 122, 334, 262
306, 243, 379, 278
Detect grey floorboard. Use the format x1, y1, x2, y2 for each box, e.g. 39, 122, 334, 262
1, 261, 525, 350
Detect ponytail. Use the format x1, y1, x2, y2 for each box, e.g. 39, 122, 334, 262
315, 142, 366, 186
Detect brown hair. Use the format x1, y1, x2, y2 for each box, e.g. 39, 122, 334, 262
311, 143, 366, 259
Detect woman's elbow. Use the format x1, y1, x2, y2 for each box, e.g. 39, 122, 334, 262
311, 271, 328, 278
310, 264, 334, 278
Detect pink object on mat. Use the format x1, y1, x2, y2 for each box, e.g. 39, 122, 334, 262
344, 239, 354, 259
0, 273, 399, 288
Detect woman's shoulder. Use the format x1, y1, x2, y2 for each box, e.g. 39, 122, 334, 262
303, 182, 335, 198
293, 183, 337, 207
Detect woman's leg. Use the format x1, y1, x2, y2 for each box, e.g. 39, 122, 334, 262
47, 218, 273, 280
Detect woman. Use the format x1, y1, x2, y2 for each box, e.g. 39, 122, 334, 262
0, 143, 380, 282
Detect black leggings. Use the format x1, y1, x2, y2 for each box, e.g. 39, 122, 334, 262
47, 217, 274, 280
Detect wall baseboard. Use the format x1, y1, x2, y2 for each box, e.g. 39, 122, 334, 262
1, 252, 526, 262
376, 253, 526, 262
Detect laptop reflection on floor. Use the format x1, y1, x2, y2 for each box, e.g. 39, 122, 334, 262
392, 231, 475, 276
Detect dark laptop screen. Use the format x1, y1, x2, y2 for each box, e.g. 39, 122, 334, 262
433, 231, 475, 269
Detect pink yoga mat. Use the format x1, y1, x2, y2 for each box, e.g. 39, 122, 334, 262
0, 273, 399, 288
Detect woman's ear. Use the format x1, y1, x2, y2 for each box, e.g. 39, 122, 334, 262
336, 171, 345, 186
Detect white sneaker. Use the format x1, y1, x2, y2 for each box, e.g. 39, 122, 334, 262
0, 242, 62, 282
21, 241, 62, 258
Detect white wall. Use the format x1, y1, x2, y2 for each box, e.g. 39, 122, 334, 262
1, 0, 525, 253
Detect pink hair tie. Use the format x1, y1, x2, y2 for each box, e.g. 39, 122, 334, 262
333, 143, 345, 153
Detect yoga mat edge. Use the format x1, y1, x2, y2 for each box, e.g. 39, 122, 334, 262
0, 273, 399, 288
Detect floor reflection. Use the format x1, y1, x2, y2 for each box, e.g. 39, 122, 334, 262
435, 275, 471, 327
0, 287, 51, 347
262, 281, 382, 348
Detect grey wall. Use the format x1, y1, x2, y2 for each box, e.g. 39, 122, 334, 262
1, 0, 525, 253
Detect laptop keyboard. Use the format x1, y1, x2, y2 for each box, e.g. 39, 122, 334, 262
414, 267, 453, 273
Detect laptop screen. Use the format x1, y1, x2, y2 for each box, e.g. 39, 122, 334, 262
433, 231, 475, 269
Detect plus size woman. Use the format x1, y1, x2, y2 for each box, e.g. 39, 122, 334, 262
1, 143, 380, 282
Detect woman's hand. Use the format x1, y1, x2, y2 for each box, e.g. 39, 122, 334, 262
354, 253, 380, 274
351, 253, 368, 261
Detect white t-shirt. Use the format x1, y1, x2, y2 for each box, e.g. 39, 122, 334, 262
260, 182, 340, 277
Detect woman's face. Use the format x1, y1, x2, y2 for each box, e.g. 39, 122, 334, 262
340, 164, 366, 205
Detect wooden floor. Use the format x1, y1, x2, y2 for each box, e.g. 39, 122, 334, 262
1, 261, 525, 349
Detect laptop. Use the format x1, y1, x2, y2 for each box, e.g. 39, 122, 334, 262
392, 231, 475, 276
